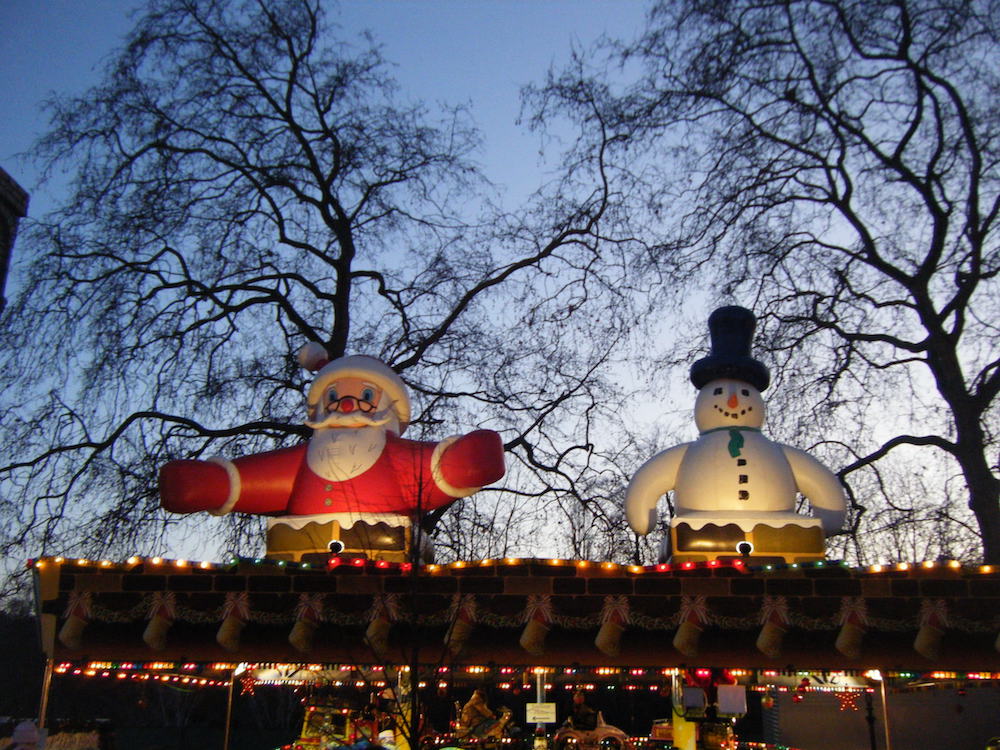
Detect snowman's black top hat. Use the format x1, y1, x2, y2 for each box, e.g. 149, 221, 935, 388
690, 305, 771, 391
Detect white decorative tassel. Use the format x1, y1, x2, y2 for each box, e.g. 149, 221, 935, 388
595, 595, 630, 657
217, 592, 250, 653
835, 597, 868, 660
755, 596, 789, 659
58, 591, 92, 650
519, 595, 553, 656
143, 591, 177, 651
289, 593, 324, 653
444, 594, 477, 656
673, 595, 708, 658
914, 599, 947, 661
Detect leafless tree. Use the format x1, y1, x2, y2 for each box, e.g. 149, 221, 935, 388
0, 0, 638, 600
528, 0, 1000, 562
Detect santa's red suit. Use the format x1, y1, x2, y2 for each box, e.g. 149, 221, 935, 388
160, 427, 505, 517
161, 352, 505, 525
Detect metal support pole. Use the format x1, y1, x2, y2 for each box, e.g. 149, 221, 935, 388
536, 670, 545, 730
38, 657, 55, 730
879, 679, 892, 750
223, 668, 237, 750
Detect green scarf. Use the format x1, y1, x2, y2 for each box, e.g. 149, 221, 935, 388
700, 426, 761, 458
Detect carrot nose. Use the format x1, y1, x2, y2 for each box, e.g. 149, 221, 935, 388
727, 393, 739, 409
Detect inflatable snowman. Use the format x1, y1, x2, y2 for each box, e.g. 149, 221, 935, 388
625, 306, 847, 563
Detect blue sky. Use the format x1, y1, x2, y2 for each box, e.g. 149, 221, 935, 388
1, 0, 650, 219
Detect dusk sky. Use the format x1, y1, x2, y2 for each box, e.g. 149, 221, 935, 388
1, 0, 650, 220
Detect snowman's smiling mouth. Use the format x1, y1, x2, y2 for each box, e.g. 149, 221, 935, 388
714, 404, 753, 419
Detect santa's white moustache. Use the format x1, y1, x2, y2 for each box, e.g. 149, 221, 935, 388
304, 410, 393, 431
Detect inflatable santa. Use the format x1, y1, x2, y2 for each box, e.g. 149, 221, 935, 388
160, 347, 505, 562
625, 306, 847, 563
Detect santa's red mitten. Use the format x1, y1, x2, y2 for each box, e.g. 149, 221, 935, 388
159, 460, 231, 513
438, 429, 506, 490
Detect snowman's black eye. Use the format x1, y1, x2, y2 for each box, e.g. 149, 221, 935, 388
714, 387, 723, 395
741, 389, 749, 396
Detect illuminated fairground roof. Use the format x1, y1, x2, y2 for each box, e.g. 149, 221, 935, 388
31, 554, 1000, 674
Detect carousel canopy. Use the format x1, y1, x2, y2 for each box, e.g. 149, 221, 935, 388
31, 555, 1000, 672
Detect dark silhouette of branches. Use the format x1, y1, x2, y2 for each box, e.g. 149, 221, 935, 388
0, 0, 641, 601
530, 0, 1000, 561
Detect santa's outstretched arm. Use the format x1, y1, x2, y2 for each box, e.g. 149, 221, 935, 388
160, 444, 304, 516
625, 444, 688, 535
782, 446, 848, 534
433, 429, 506, 494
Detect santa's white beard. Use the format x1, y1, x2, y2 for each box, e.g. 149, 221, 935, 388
306, 425, 387, 481
304, 409, 393, 431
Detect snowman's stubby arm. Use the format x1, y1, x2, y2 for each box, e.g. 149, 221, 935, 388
625, 444, 689, 535
782, 445, 848, 535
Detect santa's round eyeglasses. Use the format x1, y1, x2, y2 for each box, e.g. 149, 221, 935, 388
328, 395, 377, 413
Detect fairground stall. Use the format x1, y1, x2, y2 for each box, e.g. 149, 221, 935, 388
30, 552, 1000, 749
26, 307, 1000, 749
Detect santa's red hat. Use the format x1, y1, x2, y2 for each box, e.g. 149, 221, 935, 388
299, 346, 412, 434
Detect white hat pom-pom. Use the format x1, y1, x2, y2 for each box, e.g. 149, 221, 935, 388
297, 341, 330, 372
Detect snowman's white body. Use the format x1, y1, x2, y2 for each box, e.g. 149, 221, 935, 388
626, 378, 846, 561
674, 429, 796, 513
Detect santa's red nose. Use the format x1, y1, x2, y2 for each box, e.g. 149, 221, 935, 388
339, 399, 356, 413
727, 393, 739, 409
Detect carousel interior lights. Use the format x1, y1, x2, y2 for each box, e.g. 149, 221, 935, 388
43, 659, 1000, 692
